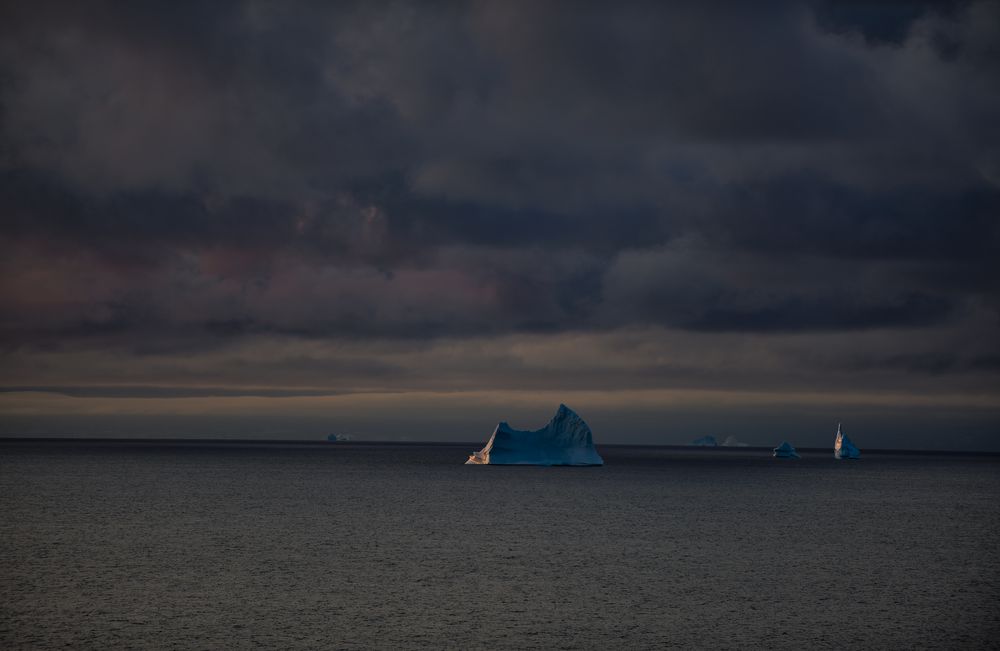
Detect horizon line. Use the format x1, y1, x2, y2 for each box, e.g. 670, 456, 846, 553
1, 436, 997, 456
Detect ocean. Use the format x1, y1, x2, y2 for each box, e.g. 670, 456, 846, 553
2, 442, 998, 649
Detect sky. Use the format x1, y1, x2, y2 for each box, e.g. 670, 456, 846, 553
1, 1, 998, 449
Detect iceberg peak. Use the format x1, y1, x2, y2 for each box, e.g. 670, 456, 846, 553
466, 405, 604, 466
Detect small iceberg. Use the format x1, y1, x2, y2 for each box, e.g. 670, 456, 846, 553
834, 423, 861, 459
326, 433, 352, 442
466, 404, 604, 466
772, 441, 800, 459
691, 436, 719, 447
721, 435, 749, 447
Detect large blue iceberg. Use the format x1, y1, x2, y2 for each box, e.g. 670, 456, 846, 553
773, 441, 800, 459
834, 423, 861, 459
466, 404, 604, 466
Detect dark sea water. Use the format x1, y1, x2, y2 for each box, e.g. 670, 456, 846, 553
2, 442, 999, 650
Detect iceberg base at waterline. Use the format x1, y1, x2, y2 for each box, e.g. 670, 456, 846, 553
466, 404, 604, 466
772, 441, 800, 459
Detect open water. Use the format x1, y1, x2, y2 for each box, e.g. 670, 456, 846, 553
2, 442, 999, 649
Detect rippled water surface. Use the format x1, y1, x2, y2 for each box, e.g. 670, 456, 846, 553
2, 443, 999, 649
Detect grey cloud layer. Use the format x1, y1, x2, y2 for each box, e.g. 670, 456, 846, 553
0, 1, 998, 389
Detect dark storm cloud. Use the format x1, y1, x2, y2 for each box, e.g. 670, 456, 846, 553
0, 0, 998, 376
686, 293, 952, 332
814, 0, 966, 45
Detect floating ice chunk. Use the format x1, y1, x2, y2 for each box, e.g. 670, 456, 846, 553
691, 436, 719, 447
466, 404, 604, 466
834, 423, 861, 459
722, 436, 749, 447
772, 441, 800, 459
326, 433, 352, 442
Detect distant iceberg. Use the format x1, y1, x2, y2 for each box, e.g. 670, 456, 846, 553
466, 404, 604, 466
772, 441, 800, 459
834, 423, 861, 459
721, 436, 749, 447
326, 433, 353, 442
691, 436, 719, 447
